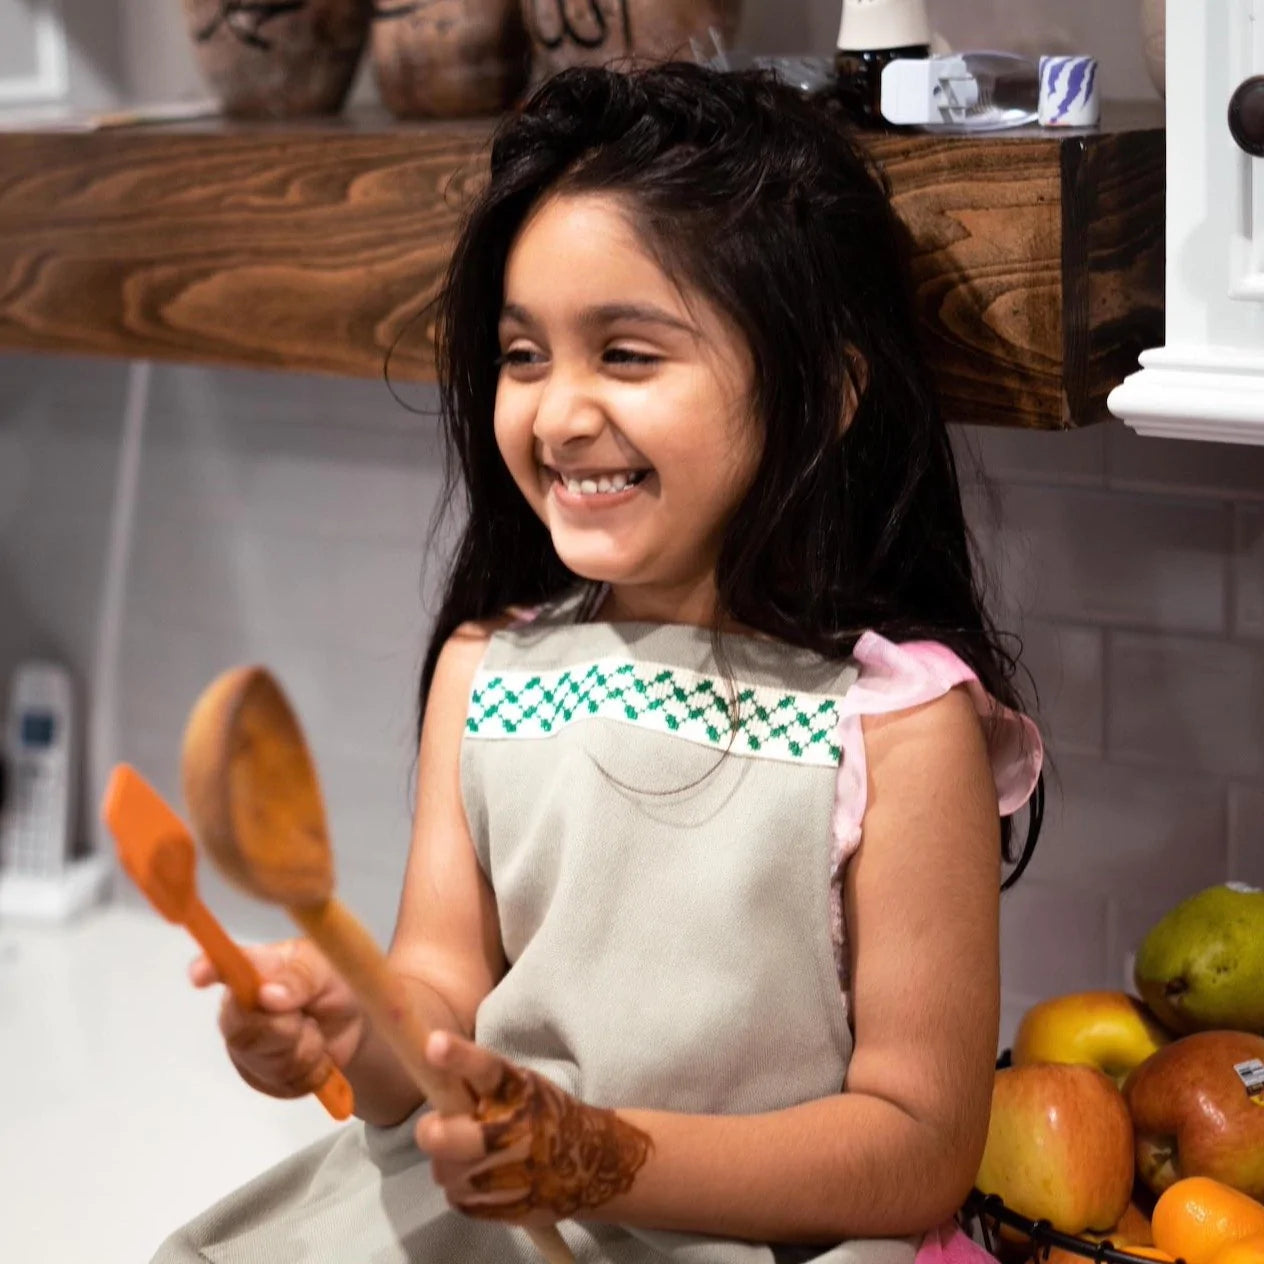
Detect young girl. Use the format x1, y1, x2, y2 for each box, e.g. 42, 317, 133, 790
161, 62, 1043, 1264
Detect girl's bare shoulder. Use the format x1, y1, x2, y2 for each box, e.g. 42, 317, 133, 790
431, 612, 527, 694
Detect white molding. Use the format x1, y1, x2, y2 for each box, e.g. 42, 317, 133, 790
1107, 345, 1264, 445
0, 0, 69, 105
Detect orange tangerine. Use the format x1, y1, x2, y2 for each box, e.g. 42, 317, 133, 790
1207, 1232, 1264, 1264
1153, 1177, 1264, 1264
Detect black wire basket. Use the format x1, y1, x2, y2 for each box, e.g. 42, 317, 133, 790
961, 1190, 1188, 1264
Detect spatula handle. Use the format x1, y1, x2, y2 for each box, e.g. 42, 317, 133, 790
291, 899, 576, 1264
185, 899, 260, 1008
184, 898, 355, 1122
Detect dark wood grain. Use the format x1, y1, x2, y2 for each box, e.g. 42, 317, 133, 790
870, 130, 1066, 428
0, 119, 494, 381
868, 108, 1165, 429
0, 105, 1164, 428
1062, 127, 1166, 428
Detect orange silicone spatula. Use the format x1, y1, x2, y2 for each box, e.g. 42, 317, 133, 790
102, 763, 354, 1122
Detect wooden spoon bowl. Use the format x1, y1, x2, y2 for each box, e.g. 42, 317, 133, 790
183, 666, 332, 908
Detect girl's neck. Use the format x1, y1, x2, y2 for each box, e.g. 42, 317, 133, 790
592, 579, 766, 640
595, 577, 719, 629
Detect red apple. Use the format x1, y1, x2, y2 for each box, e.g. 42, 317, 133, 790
975, 1063, 1135, 1234
1124, 1030, 1264, 1201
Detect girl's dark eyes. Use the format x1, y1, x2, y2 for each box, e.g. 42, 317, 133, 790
496, 348, 544, 368
495, 347, 662, 370
603, 348, 661, 366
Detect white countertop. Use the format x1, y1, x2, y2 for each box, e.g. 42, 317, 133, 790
0, 902, 341, 1264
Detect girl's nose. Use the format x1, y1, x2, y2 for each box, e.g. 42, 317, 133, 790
532, 371, 607, 448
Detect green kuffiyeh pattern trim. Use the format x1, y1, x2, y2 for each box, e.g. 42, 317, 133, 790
466, 658, 844, 766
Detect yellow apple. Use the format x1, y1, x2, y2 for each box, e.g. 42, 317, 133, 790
1012, 990, 1172, 1084
976, 1063, 1136, 1235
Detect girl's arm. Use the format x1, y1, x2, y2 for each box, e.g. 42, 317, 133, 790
342, 620, 511, 1126
419, 684, 1001, 1241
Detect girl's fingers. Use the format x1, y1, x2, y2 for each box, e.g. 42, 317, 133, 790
416, 1110, 491, 1163
220, 997, 300, 1050
452, 1184, 528, 1212
466, 1136, 532, 1180
250, 940, 326, 1010
425, 1030, 506, 1100
188, 954, 219, 987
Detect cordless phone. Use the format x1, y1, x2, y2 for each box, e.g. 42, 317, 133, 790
0, 662, 76, 878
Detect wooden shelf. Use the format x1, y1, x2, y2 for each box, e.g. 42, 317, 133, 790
0, 102, 1165, 429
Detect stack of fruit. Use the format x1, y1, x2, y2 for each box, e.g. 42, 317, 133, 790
974, 883, 1264, 1264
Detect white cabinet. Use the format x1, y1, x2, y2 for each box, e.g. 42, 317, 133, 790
0, 0, 68, 105
0, 1, 158, 114
1109, 0, 1264, 444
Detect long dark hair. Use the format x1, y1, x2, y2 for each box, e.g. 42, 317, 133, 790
414, 62, 1042, 880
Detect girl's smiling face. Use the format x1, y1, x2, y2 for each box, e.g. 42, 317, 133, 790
494, 192, 760, 625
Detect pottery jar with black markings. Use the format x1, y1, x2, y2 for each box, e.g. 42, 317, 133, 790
523, 0, 743, 84
183, 0, 372, 118
371, 0, 530, 117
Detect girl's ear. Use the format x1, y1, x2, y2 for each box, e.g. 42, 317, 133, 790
841, 348, 870, 436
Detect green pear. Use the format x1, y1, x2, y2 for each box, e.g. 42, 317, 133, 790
1134, 883, 1264, 1035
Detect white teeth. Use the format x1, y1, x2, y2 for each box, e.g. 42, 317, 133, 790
559, 471, 644, 497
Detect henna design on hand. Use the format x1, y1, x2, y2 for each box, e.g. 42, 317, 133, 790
457, 1064, 653, 1220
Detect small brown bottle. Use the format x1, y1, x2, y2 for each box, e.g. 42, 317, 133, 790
833, 0, 931, 128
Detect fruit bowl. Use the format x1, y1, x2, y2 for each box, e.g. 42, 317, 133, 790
962, 1190, 1189, 1263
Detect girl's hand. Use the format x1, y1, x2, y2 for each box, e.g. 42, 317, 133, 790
414, 1031, 653, 1228
190, 937, 366, 1101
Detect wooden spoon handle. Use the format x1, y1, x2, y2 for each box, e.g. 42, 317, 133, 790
290, 899, 575, 1264
290, 898, 470, 1112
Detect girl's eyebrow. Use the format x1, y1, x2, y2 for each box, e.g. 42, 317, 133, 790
499, 301, 698, 334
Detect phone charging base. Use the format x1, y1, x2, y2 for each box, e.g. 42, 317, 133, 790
0, 853, 114, 922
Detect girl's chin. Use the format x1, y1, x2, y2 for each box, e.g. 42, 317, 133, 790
551, 553, 642, 586
546, 533, 645, 585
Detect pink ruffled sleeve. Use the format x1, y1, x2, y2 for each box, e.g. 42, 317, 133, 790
829, 632, 1044, 984
915, 1221, 1000, 1262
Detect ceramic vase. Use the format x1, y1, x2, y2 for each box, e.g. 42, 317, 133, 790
1141, 0, 1165, 98
371, 0, 530, 117
183, 0, 371, 118
522, 0, 743, 83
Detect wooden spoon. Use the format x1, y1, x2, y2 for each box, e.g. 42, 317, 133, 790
180, 666, 575, 1264
102, 763, 354, 1122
